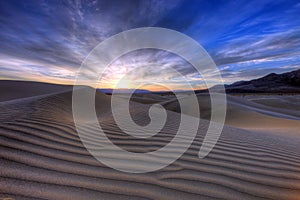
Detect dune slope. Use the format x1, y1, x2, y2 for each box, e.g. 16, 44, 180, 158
163, 93, 300, 135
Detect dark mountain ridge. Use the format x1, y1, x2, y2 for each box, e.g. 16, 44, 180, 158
223, 69, 300, 93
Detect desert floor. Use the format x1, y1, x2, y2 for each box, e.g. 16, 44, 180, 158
1, 81, 300, 200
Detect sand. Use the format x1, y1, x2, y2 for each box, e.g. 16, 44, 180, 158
0, 80, 72, 102
1, 81, 300, 200
163, 93, 300, 136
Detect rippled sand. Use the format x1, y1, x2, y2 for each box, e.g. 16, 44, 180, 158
1, 81, 300, 200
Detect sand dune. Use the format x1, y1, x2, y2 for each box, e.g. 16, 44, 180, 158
1, 82, 300, 199
163, 93, 300, 136
0, 80, 73, 102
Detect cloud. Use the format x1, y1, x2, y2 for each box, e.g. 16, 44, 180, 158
212, 29, 300, 66
0, 0, 299, 89
0, 0, 180, 69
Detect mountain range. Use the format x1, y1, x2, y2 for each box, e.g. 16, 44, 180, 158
222, 68, 300, 93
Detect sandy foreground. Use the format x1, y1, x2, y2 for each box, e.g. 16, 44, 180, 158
0, 81, 300, 200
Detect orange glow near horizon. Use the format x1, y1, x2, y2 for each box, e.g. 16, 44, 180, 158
97, 79, 202, 91
1, 76, 208, 92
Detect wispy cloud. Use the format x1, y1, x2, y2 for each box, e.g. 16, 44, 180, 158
0, 0, 299, 89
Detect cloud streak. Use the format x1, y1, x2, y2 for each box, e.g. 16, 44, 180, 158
0, 0, 299, 89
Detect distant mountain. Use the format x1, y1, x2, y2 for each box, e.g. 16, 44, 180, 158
100, 69, 300, 95
224, 69, 300, 93
99, 88, 151, 94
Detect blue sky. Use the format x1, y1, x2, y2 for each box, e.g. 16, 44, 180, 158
0, 0, 300, 90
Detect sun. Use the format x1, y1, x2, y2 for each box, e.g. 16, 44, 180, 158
115, 78, 133, 89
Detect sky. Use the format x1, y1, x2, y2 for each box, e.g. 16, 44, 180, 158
0, 0, 300, 90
